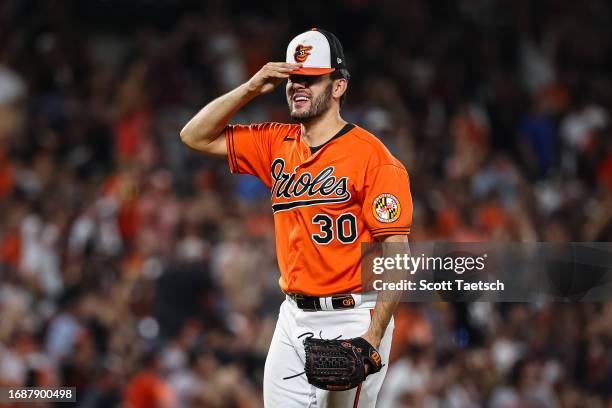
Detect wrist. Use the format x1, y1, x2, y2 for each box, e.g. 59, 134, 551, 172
241, 81, 261, 98
361, 330, 382, 349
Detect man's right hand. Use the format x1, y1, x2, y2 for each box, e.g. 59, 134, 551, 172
246, 62, 302, 95
180, 63, 300, 157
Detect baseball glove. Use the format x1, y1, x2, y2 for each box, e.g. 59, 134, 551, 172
303, 337, 383, 391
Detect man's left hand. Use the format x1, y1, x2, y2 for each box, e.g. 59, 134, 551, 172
358, 332, 382, 375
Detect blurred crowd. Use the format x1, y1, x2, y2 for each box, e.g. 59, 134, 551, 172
1, 0, 612, 406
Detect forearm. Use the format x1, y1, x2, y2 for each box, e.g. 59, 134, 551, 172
363, 234, 409, 347
180, 62, 298, 155
366, 292, 398, 345
180, 82, 255, 149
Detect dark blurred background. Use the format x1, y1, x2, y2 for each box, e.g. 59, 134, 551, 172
1, 0, 611, 407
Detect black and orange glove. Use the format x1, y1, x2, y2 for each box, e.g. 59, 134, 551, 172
303, 337, 383, 391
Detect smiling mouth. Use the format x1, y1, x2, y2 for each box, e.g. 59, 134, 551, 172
292, 95, 310, 110
293, 95, 309, 101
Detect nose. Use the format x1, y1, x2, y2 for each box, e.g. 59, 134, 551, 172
290, 82, 306, 92
288, 75, 309, 90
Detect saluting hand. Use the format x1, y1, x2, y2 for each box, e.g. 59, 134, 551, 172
246, 62, 301, 95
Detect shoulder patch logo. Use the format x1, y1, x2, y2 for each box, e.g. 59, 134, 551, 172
294, 44, 313, 63
373, 193, 401, 223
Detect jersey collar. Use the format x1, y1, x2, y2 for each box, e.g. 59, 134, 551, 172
308, 123, 355, 155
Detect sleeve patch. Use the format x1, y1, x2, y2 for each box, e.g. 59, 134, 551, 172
372, 193, 401, 223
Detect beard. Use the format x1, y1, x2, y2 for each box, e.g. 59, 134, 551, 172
288, 83, 333, 122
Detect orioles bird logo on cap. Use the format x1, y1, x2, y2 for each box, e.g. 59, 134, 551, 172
294, 44, 313, 63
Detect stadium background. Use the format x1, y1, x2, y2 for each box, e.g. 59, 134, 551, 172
1, 0, 611, 406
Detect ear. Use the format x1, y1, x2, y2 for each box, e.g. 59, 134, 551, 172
332, 78, 348, 100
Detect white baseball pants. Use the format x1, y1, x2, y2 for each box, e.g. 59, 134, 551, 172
263, 296, 394, 407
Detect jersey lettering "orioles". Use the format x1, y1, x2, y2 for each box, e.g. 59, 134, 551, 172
271, 158, 350, 213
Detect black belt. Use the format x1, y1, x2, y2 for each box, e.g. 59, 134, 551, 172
286, 293, 357, 311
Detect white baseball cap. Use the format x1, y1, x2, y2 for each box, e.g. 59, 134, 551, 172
286, 28, 348, 76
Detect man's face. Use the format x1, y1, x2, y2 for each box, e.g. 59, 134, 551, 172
286, 74, 334, 122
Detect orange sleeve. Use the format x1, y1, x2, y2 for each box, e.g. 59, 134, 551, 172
226, 123, 280, 187
362, 164, 413, 238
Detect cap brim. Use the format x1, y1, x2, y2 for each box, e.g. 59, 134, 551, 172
290, 67, 335, 76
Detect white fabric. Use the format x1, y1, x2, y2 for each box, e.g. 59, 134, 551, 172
264, 299, 394, 407
286, 30, 331, 68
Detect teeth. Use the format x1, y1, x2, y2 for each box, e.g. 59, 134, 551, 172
295, 97, 308, 102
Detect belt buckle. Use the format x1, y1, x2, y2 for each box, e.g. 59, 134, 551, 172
331, 294, 356, 310
293, 294, 306, 309
291, 294, 314, 311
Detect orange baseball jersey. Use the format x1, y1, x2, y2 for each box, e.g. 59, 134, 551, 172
226, 122, 412, 296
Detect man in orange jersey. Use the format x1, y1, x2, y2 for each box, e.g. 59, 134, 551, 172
181, 28, 412, 407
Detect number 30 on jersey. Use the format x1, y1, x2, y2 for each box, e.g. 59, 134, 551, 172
311, 213, 357, 244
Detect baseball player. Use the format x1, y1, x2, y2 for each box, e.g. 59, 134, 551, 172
180, 28, 412, 407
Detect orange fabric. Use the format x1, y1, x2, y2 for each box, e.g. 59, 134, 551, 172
115, 110, 149, 160
476, 204, 505, 232
538, 83, 570, 112
118, 200, 141, 241
0, 232, 21, 267
435, 208, 461, 237
391, 307, 433, 347
227, 123, 412, 295
451, 112, 488, 148
124, 372, 176, 408
291, 67, 336, 76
